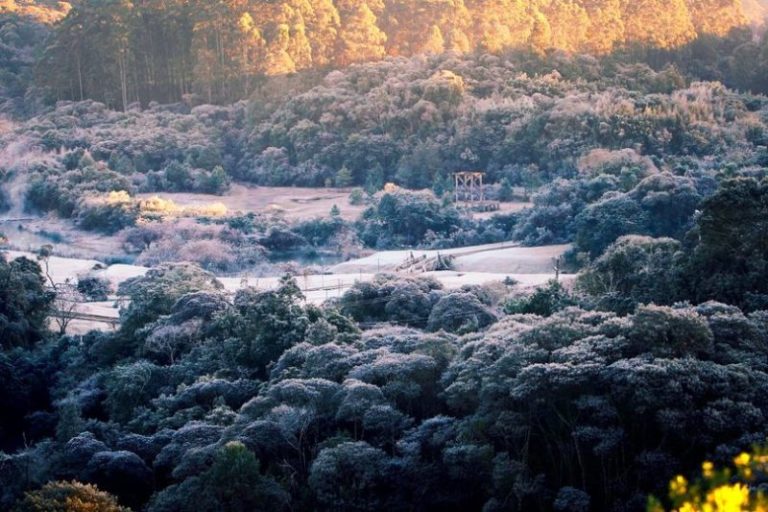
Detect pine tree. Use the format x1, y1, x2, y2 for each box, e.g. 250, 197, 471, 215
335, 166, 354, 188
334, 3, 387, 66
499, 178, 514, 202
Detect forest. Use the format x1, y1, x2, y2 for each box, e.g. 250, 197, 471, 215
1, 0, 768, 511
5, 0, 763, 107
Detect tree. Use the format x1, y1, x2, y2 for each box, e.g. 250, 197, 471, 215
14, 481, 130, 512
334, 3, 387, 66
578, 236, 684, 314
37, 244, 85, 336
427, 292, 498, 334
309, 441, 391, 511
148, 442, 288, 512
622, 0, 696, 49
498, 178, 514, 202
220, 275, 310, 374
118, 263, 223, 340
683, 178, 768, 310
0, 253, 53, 349
50, 280, 85, 336
504, 279, 575, 317
82, 451, 153, 510
334, 166, 354, 188
573, 193, 649, 258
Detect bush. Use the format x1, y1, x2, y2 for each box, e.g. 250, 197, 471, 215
74, 192, 138, 234
77, 276, 113, 301
340, 274, 443, 327
573, 193, 649, 258
14, 481, 130, 512
504, 280, 575, 317
427, 293, 498, 334
577, 236, 684, 314
357, 191, 462, 248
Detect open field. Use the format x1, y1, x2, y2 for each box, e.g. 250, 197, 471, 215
331, 242, 571, 274
7, 239, 573, 334
1, 184, 533, 265
136, 184, 369, 221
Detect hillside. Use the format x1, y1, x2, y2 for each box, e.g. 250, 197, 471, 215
36, 0, 750, 107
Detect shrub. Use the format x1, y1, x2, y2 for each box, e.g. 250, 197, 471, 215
14, 481, 130, 512
77, 276, 113, 301
427, 292, 498, 334
505, 280, 575, 317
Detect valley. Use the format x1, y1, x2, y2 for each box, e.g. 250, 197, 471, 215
1, 2, 768, 512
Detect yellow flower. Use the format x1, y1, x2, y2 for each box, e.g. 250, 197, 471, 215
679, 502, 698, 512
734, 453, 751, 467
670, 475, 689, 497
705, 483, 749, 511
702, 461, 715, 479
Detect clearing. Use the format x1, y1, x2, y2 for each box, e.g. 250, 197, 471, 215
135, 184, 368, 221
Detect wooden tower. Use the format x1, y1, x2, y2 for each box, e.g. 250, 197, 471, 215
454, 171, 485, 205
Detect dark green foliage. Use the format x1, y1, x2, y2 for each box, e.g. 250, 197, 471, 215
357, 191, 462, 248
498, 177, 514, 202
0, 10, 53, 116
340, 274, 443, 328
216, 276, 310, 375
505, 280, 575, 317
683, 177, 768, 310
118, 263, 223, 343
291, 217, 345, 247
25, 163, 134, 220
77, 276, 112, 302
81, 451, 153, 510
259, 228, 308, 252
74, 198, 138, 235
0, 253, 53, 349
574, 193, 650, 258
427, 292, 498, 334
0, 350, 54, 451
309, 442, 391, 512
1, 261, 768, 512
441, 307, 768, 509
0, 186, 10, 213
149, 442, 288, 512
578, 236, 684, 314
630, 172, 701, 239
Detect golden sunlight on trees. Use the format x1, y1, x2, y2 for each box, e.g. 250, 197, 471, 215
38, 0, 753, 106
335, 2, 387, 66
622, 0, 696, 49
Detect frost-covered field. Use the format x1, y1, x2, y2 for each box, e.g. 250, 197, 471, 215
6, 242, 573, 333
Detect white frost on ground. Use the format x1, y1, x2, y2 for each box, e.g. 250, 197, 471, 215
6, 241, 573, 334
331, 243, 572, 274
